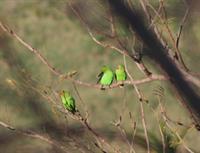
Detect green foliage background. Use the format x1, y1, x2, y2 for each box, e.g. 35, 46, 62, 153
0, 0, 200, 153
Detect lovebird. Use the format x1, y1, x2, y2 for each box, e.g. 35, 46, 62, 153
115, 64, 127, 86
60, 90, 76, 114
97, 66, 114, 88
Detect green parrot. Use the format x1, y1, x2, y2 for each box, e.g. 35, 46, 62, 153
115, 64, 127, 86
60, 90, 76, 114
97, 66, 114, 89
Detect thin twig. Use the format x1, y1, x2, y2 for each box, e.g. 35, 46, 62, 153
112, 118, 136, 153
176, 8, 190, 49
0, 21, 167, 91
10, 78, 115, 153
0, 22, 61, 76
51, 91, 120, 153
150, 87, 194, 153
139, 101, 150, 153
72, 82, 89, 118
152, 95, 166, 153
158, 101, 195, 153
149, 0, 189, 71
123, 55, 150, 153
70, 2, 153, 77
76, 114, 119, 152
129, 112, 137, 153
139, 0, 152, 22
0, 121, 69, 153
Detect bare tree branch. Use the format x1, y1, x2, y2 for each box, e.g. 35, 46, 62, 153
108, 0, 200, 129
0, 21, 167, 93
0, 121, 69, 153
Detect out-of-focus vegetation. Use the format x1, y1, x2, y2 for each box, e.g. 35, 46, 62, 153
0, 0, 200, 153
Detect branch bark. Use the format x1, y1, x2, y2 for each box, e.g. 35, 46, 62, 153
0, 121, 69, 153
108, 0, 200, 130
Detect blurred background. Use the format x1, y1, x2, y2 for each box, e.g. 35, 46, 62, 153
0, 0, 200, 153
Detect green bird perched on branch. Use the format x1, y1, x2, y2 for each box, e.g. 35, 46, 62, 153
97, 65, 114, 89
115, 64, 127, 87
60, 90, 76, 114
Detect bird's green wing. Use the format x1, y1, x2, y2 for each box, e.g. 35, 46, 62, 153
68, 97, 76, 113
100, 70, 114, 85
125, 71, 127, 80
114, 72, 117, 81
97, 72, 104, 83
60, 93, 67, 106
110, 72, 114, 84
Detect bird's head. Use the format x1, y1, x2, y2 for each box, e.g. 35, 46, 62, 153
59, 90, 70, 97
117, 64, 125, 70
101, 65, 109, 72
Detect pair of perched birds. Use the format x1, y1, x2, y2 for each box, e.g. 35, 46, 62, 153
60, 64, 127, 114
97, 64, 127, 88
